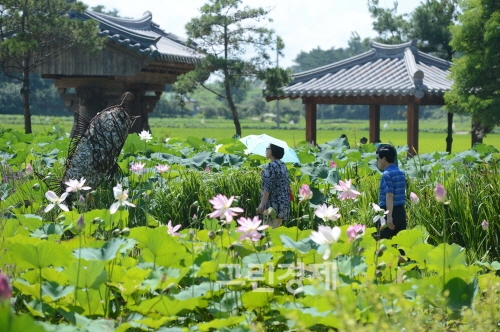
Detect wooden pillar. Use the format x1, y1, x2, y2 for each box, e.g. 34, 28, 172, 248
369, 104, 380, 143
304, 102, 317, 144
446, 112, 453, 153
407, 101, 419, 156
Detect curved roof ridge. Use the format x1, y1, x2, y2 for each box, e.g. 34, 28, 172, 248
69, 9, 201, 64
292, 49, 377, 82
371, 39, 417, 55
86, 10, 153, 31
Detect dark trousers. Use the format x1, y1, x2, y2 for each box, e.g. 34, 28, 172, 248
376, 205, 407, 239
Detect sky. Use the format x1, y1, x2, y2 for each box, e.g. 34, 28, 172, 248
82, 0, 420, 69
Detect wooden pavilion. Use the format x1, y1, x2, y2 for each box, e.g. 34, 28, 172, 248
34, 10, 201, 134
266, 39, 457, 155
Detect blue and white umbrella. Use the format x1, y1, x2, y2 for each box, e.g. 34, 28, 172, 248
240, 134, 300, 163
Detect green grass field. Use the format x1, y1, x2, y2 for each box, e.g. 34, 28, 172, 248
1, 114, 498, 153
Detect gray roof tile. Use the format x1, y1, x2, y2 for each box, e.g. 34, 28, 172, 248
70, 10, 201, 64
272, 39, 452, 99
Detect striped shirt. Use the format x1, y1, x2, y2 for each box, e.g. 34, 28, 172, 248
379, 164, 406, 207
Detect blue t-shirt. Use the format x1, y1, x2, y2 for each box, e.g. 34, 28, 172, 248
379, 164, 406, 208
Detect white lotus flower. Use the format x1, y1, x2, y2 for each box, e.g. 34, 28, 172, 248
110, 183, 136, 214
44, 191, 69, 213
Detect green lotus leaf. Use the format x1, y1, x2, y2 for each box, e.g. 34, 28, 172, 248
74, 238, 135, 262
11, 241, 72, 270
65, 260, 107, 289
128, 295, 198, 316
280, 234, 318, 254
174, 282, 222, 300
0, 306, 45, 332
390, 228, 425, 250
241, 291, 272, 311
427, 243, 466, 273
130, 226, 180, 259
242, 252, 273, 267
197, 316, 245, 332
41, 282, 74, 302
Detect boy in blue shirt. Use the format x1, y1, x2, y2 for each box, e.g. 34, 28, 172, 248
375, 145, 406, 239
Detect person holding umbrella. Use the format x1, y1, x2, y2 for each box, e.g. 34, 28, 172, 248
257, 143, 291, 228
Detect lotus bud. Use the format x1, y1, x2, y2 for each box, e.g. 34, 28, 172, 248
375, 269, 382, 277
0, 270, 12, 301
90, 190, 97, 196
208, 231, 216, 240
375, 249, 383, 257
191, 201, 200, 207
350, 209, 357, 216
76, 215, 85, 232
216, 229, 223, 236
78, 195, 85, 206
380, 244, 387, 251
357, 247, 364, 254
92, 217, 104, 225
32, 183, 41, 191
57, 214, 66, 222
24, 200, 32, 208
300, 214, 310, 221
40, 234, 48, 240
120, 227, 130, 236
112, 229, 120, 237
25, 163, 34, 175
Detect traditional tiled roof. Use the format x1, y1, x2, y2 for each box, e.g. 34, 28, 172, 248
70, 10, 201, 64
271, 39, 452, 99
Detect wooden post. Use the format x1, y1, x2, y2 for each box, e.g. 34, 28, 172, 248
304, 102, 317, 144
446, 112, 453, 153
407, 100, 419, 156
369, 104, 380, 143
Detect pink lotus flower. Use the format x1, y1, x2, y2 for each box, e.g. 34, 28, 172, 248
236, 216, 269, 241
25, 163, 33, 175
329, 160, 337, 168
314, 204, 341, 222
205, 166, 211, 172
409, 192, 419, 204
208, 194, 244, 223
434, 183, 446, 202
334, 179, 361, 200
0, 270, 12, 301
299, 184, 313, 201
372, 203, 389, 228
481, 220, 489, 230
156, 164, 170, 173
310, 225, 341, 259
65, 177, 91, 193
130, 162, 146, 174
167, 220, 181, 236
347, 224, 366, 241
44, 191, 69, 213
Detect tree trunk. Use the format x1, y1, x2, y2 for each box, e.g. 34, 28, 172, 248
445, 112, 453, 153
223, 80, 241, 137
22, 66, 32, 134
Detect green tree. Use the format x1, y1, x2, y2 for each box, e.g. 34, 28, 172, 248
0, 0, 104, 133
368, 0, 458, 61
445, 0, 500, 135
174, 0, 290, 137
291, 33, 370, 73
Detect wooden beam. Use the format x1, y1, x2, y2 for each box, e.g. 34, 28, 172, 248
304, 102, 317, 144
369, 104, 380, 143
296, 93, 445, 106
407, 100, 419, 156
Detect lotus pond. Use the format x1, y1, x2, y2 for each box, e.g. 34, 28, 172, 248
1, 129, 500, 331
